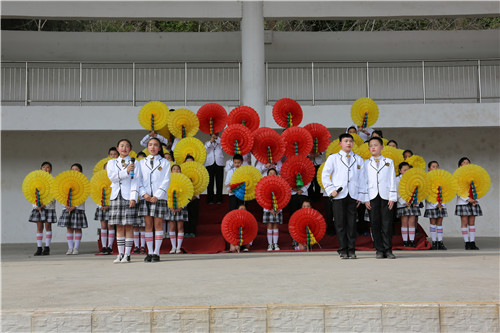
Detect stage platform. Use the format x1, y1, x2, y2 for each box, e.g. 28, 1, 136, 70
2, 238, 499, 332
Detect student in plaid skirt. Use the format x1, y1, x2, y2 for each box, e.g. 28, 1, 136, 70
95, 147, 119, 255
396, 162, 421, 248
29, 161, 57, 256
107, 139, 141, 263
134, 137, 171, 262
455, 157, 482, 250
167, 164, 189, 254
57, 163, 88, 255
262, 168, 283, 251
424, 161, 449, 250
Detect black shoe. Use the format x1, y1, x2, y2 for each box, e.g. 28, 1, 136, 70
34, 247, 43, 256
348, 251, 357, 259
403, 241, 408, 247
465, 242, 470, 250
376, 251, 385, 259
152, 254, 160, 262
132, 247, 141, 254
339, 252, 349, 259
385, 251, 396, 259
408, 241, 415, 248
469, 241, 479, 250
208, 201, 215, 205
42, 247, 50, 255
437, 241, 447, 250
99, 247, 108, 254
431, 241, 437, 250
216, 201, 222, 204
144, 254, 152, 262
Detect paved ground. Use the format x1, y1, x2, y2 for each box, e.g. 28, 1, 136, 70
2, 237, 499, 310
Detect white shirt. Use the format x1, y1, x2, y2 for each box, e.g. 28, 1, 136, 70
308, 152, 325, 166
140, 133, 169, 148
107, 156, 138, 201
291, 183, 310, 196
171, 137, 181, 153
456, 195, 479, 205
255, 160, 283, 176
63, 202, 85, 211
133, 155, 171, 200
224, 168, 237, 196
225, 156, 251, 173
322, 150, 364, 201
346, 124, 374, 142
360, 155, 397, 202
204, 137, 225, 167
32, 199, 56, 210
425, 200, 447, 210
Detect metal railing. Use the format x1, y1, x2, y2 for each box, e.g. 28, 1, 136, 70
2, 59, 499, 106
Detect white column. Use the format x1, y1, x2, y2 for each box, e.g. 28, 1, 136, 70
241, 1, 266, 124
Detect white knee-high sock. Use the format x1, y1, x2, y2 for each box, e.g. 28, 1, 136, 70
469, 226, 476, 242
100, 229, 108, 249
140, 232, 146, 247
461, 228, 469, 242
125, 238, 133, 256
177, 232, 184, 249
74, 233, 82, 249
408, 228, 416, 241
107, 229, 115, 248
133, 231, 140, 248
36, 233, 43, 247
267, 229, 273, 245
66, 233, 74, 249
45, 231, 52, 247
429, 224, 437, 242
154, 231, 164, 255
272, 229, 279, 244
401, 227, 408, 242
145, 232, 154, 254
437, 226, 443, 241
117, 237, 125, 255
169, 232, 177, 249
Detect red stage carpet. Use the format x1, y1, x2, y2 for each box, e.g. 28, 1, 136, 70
98, 195, 430, 255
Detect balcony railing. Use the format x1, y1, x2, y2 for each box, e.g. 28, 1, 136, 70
2, 59, 499, 106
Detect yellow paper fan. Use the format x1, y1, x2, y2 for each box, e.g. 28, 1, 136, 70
174, 137, 207, 165
426, 169, 458, 204
180, 161, 209, 196
453, 164, 491, 200
167, 108, 199, 138
230, 165, 263, 201
93, 157, 112, 175
405, 154, 426, 170
129, 150, 137, 159
398, 168, 430, 204
381, 137, 389, 146
317, 162, 331, 190
167, 173, 194, 210
351, 133, 364, 146
138, 101, 169, 132
356, 142, 372, 160
157, 124, 171, 140
22, 170, 55, 206
89, 170, 112, 206
382, 146, 404, 175
53, 170, 90, 207
351, 97, 379, 128
326, 139, 341, 156
141, 147, 170, 157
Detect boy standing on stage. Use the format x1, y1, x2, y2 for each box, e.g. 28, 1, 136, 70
360, 137, 397, 259
322, 133, 364, 259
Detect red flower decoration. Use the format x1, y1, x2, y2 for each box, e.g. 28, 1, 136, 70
281, 155, 315, 189
227, 106, 260, 132
220, 124, 254, 156
281, 127, 313, 158
272, 98, 303, 128
251, 127, 285, 164
304, 123, 331, 154
221, 210, 258, 246
255, 175, 291, 211
197, 103, 227, 135
288, 208, 327, 245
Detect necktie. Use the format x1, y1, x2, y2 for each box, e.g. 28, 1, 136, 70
150, 158, 154, 168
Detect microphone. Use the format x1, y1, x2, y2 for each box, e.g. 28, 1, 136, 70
130, 158, 135, 179
329, 187, 343, 203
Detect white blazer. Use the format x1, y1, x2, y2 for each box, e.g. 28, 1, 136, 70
322, 150, 364, 201
204, 137, 225, 167
107, 156, 137, 201
360, 156, 397, 202
134, 155, 171, 200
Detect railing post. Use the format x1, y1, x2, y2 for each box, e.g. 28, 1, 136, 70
132, 62, 136, 107
311, 61, 315, 106
422, 61, 426, 104
265, 62, 268, 105
79, 62, 83, 106
25, 62, 29, 106
477, 60, 482, 103
238, 61, 242, 105
184, 62, 188, 106
366, 62, 370, 98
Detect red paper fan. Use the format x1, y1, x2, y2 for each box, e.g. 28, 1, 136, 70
221, 210, 258, 246
255, 175, 292, 211
281, 127, 313, 158
197, 103, 227, 135
272, 98, 303, 128
251, 127, 285, 164
220, 124, 254, 156
227, 106, 260, 132
288, 208, 326, 245
280, 155, 315, 189
304, 123, 331, 154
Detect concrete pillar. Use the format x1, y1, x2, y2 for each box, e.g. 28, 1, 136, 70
241, 1, 266, 124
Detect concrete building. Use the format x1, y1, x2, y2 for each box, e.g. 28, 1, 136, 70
2, 1, 499, 244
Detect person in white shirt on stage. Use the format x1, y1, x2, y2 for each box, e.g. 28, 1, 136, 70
204, 133, 225, 204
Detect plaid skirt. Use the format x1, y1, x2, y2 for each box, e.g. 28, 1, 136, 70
263, 211, 283, 224
137, 199, 168, 219
424, 207, 448, 218
396, 206, 421, 218
94, 207, 110, 221
165, 207, 189, 222
109, 196, 140, 226
455, 203, 483, 217
57, 209, 88, 229
28, 208, 57, 223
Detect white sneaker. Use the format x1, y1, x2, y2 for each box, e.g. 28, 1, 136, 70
66, 248, 73, 255
170, 248, 176, 254
274, 244, 280, 251
175, 248, 182, 254
120, 255, 130, 263
267, 244, 274, 251
72, 248, 79, 255
113, 254, 123, 263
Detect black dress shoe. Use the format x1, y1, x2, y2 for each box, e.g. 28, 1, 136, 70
469, 241, 479, 250
437, 241, 447, 250
385, 251, 396, 259
339, 252, 349, 259
431, 241, 437, 250
348, 251, 357, 259
376, 251, 385, 259
42, 247, 50, 255
34, 247, 43, 256
144, 254, 152, 262
403, 241, 408, 247
152, 254, 160, 262
465, 242, 471, 250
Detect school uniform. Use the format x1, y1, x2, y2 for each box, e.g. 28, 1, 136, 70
322, 150, 364, 255
395, 175, 422, 218
29, 199, 57, 223
424, 201, 448, 218
94, 205, 110, 221
106, 156, 140, 226
455, 196, 483, 216
135, 155, 171, 219
170, 137, 181, 153
225, 167, 244, 211
140, 133, 169, 148
307, 153, 324, 201
346, 124, 374, 142
360, 155, 397, 255
288, 183, 310, 217
255, 160, 282, 176
205, 137, 225, 203
165, 207, 189, 222
58, 202, 88, 229
263, 208, 283, 224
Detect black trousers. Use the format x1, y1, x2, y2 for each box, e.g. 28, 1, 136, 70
289, 194, 307, 218
323, 196, 336, 236
369, 195, 394, 252
207, 164, 224, 203
229, 195, 244, 211
185, 198, 199, 234
332, 194, 357, 253
308, 165, 322, 201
